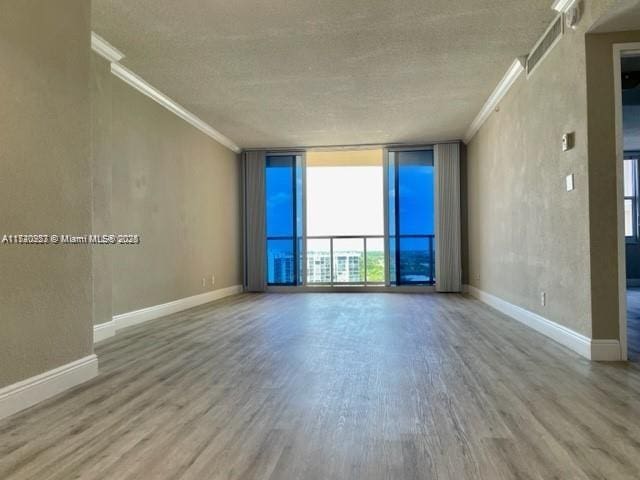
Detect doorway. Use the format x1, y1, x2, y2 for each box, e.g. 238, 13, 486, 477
615, 45, 640, 361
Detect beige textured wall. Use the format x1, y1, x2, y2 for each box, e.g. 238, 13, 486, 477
466, 0, 637, 340
586, 30, 640, 339
0, 1, 93, 387
91, 54, 242, 317
466, 4, 597, 337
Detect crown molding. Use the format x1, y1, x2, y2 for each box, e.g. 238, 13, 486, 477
551, 0, 576, 12
91, 32, 125, 63
463, 57, 525, 144
90, 31, 241, 154
110, 63, 241, 153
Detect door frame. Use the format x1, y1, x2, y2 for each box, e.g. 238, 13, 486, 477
614, 42, 640, 361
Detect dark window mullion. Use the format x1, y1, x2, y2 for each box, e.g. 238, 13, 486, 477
394, 158, 401, 285
291, 156, 298, 285
429, 235, 434, 283
635, 157, 640, 240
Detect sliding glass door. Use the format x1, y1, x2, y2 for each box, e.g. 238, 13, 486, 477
264, 148, 434, 287
265, 154, 303, 285
305, 150, 385, 285
388, 149, 435, 285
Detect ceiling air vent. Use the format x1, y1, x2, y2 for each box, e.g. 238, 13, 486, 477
526, 14, 564, 77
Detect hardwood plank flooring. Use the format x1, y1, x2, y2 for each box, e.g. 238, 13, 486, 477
2, 293, 640, 479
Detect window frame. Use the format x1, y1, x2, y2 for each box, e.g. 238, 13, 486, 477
625, 152, 640, 243
265, 145, 437, 289
265, 152, 304, 286
387, 146, 436, 286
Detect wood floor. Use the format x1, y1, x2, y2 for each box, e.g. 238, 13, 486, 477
2, 293, 640, 480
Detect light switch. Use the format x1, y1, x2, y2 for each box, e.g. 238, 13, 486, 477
566, 174, 574, 191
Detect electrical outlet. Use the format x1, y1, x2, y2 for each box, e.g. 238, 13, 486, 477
541, 291, 546, 306
202, 277, 206, 288
211, 274, 215, 287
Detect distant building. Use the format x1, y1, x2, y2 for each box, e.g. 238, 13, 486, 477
272, 255, 295, 284
307, 250, 362, 283
306, 251, 331, 283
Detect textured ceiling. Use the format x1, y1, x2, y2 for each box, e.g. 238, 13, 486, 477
590, 0, 640, 33
92, 0, 555, 149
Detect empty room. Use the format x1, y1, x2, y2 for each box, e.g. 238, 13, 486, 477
2, 0, 640, 478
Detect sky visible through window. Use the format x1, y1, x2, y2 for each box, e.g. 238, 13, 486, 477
306, 150, 384, 283
306, 166, 383, 237
266, 158, 294, 238
390, 150, 435, 284
266, 156, 297, 284
398, 164, 434, 235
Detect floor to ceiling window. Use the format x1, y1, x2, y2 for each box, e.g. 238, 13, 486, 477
265, 154, 303, 285
306, 150, 385, 285
388, 149, 435, 285
264, 147, 434, 287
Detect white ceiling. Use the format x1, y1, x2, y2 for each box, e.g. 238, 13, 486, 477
92, 0, 556, 149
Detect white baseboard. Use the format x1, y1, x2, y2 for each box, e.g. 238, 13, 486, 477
0, 355, 98, 421
591, 340, 623, 361
465, 285, 622, 361
93, 320, 116, 343
94, 285, 242, 341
